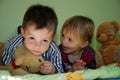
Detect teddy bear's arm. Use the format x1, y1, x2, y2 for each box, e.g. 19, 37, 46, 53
12, 68, 29, 76
14, 45, 25, 65
0, 64, 14, 73
15, 56, 23, 65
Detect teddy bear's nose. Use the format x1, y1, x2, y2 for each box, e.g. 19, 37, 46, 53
97, 34, 100, 38
38, 59, 42, 62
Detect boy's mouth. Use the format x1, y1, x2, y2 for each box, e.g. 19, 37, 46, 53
32, 50, 41, 54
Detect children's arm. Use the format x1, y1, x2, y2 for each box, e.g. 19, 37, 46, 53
39, 61, 57, 74
81, 49, 96, 69
42, 42, 64, 73
50, 42, 64, 73
68, 60, 87, 72
2, 34, 23, 65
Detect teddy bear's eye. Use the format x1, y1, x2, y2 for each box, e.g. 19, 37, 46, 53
109, 28, 114, 36
97, 34, 100, 38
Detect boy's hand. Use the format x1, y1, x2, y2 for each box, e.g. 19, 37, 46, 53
68, 60, 87, 72
39, 61, 56, 74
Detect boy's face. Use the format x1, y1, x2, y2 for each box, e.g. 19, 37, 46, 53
21, 24, 53, 56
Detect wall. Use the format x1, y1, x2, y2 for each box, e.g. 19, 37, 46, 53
0, 0, 120, 50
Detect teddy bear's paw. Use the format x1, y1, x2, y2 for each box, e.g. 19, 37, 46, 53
114, 47, 120, 63
12, 68, 29, 76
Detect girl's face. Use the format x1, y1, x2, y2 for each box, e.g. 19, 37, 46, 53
21, 24, 53, 56
60, 29, 87, 54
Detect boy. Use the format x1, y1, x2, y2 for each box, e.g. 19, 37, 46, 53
2, 4, 64, 74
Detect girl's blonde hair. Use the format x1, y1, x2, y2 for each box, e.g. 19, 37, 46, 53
61, 15, 94, 43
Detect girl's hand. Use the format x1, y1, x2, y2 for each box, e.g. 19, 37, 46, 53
74, 60, 86, 66
39, 61, 56, 74
68, 60, 87, 72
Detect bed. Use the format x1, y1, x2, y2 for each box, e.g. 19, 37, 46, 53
0, 63, 120, 80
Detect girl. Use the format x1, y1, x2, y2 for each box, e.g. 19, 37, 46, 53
59, 15, 96, 72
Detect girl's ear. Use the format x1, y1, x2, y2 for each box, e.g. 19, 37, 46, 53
20, 27, 25, 37
81, 41, 89, 48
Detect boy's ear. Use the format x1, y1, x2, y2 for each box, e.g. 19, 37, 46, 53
81, 41, 89, 48
20, 27, 25, 37
52, 33, 56, 39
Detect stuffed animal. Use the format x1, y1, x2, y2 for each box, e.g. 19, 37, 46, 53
0, 44, 44, 76
96, 21, 120, 66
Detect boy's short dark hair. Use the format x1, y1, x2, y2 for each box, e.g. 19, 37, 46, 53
22, 4, 58, 36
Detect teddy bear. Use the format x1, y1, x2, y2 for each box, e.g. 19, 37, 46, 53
96, 21, 120, 66
0, 44, 44, 76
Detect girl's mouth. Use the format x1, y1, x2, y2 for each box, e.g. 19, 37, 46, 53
62, 45, 69, 51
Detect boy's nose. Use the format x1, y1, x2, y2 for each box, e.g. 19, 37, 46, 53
35, 42, 41, 48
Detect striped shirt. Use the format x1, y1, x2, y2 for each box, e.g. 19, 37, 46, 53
2, 34, 64, 73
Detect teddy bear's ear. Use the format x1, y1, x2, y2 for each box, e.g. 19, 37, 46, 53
111, 21, 120, 32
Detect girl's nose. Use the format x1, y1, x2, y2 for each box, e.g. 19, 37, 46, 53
62, 38, 68, 45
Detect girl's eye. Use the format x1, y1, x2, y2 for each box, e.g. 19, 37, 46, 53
69, 38, 73, 42
61, 34, 64, 38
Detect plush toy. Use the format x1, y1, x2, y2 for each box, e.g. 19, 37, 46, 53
96, 21, 120, 66
0, 44, 44, 76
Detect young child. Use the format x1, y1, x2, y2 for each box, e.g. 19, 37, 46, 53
2, 4, 64, 74
59, 15, 96, 72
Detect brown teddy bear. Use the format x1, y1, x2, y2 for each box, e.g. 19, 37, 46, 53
96, 21, 120, 66
0, 44, 44, 76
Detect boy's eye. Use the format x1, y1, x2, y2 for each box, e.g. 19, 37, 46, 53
43, 40, 48, 42
29, 37, 34, 40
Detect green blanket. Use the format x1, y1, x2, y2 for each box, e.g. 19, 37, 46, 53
0, 63, 120, 80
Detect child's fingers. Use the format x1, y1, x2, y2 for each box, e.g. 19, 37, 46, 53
74, 60, 86, 66
39, 61, 55, 74
40, 61, 53, 70
74, 60, 84, 63
82, 61, 86, 65
74, 60, 81, 63
72, 63, 86, 70
41, 61, 50, 66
